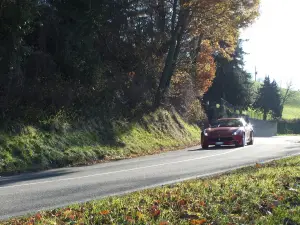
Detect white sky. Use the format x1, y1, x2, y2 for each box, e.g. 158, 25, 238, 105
240, 0, 300, 89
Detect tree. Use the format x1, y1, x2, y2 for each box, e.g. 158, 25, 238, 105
203, 40, 253, 110
280, 80, 295, 117
0, 0, 260, 123
253, 76, 282, 120
154, 0, 260, 106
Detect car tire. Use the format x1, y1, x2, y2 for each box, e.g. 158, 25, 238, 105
202, 144, 209, 149
248, 132, 254, 145
236, 133, 246, 148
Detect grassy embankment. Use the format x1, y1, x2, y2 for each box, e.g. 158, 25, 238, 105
0, 110, 200, 175
282, 90, 300, 120
2, 156, 300, 225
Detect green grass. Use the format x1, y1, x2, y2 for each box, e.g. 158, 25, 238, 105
3, 156, 300, 225
282, 88, 300, 120
0, 110, 200, 175
251, 81, 300, 120
282, 105, 300, 120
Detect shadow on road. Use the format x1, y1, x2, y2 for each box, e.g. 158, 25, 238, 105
284, 145, 300, 150
0, 170, 75, 187
188, 146, 236, 152
254, 134, 275, 138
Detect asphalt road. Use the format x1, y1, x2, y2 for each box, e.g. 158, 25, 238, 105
1, 136, 300, 220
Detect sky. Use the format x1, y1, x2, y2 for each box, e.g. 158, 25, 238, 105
240, 0, 300, 90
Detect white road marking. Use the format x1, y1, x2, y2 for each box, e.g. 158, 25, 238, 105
0, 147, 245, 189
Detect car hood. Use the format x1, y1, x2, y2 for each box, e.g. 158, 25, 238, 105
205, 127, 241, 136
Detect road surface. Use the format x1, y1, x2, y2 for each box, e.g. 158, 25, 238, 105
0, 136, 300, 220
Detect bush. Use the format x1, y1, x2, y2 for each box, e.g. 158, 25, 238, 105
277, 119, 300, 134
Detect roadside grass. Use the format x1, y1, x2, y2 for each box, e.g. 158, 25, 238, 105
0, 109, 200, 175
282, 105, 300, 120
2, 156, 300, 225
282, 89, 300, 120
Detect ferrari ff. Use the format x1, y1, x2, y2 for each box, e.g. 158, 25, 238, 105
201, 118, 254, 149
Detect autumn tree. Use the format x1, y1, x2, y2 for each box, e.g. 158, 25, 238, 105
194, 40, 216, 96
0, 0, 260, 123
154, 0, 260, 106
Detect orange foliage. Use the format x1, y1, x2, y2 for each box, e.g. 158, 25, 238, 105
195, 40, 216, 95
99, 210, 110, 215
190, 219, 207, 225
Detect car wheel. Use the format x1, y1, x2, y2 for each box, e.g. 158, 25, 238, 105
202, 144, 209, 149
236, 133, 246, 148
248, 132, 254, 145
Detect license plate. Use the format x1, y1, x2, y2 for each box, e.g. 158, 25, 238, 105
215, 142, 223, 145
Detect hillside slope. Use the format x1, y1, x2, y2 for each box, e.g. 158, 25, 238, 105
0, 110, 200, 175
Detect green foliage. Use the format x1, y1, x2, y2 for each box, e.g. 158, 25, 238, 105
278, 119, 300, 134
252, 82, 300, 120
0, 110, 200, 175
3, 156, 300, 224
204, 40, 253, 111
253, 76, 282, 120
243, 108, 273, 121
0, 0, 260, 123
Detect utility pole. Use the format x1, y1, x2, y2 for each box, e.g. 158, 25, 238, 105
255, 66, 257, 82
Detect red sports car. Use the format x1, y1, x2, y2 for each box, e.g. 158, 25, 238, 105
201, 118, 254, 149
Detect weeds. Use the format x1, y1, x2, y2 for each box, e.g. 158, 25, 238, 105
0, 109, 200, 175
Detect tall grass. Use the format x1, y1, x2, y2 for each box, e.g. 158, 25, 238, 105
0, 110, 200, 175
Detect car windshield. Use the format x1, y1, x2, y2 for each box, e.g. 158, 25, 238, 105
211, 119, 243, 128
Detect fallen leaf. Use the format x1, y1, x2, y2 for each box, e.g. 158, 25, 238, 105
68, 213, 76, 220
154, 200, 160, 205
126, 216, 135, 223
159, 221, 169, 225
190, 219, 207, 224
199, 201, 206, 207
63, 209, 72, 217
150, 205, 161, 218
178, 199, 187, 206
136, 211, 144, 220
255, 163, 262, 168
99, 210, 110, 215
231, 194, 238, 200
35, 213, 42, 221
151, 209, 160, 217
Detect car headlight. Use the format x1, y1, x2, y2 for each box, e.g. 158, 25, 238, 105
203, 130, 209, 136
232, 129, 242, 136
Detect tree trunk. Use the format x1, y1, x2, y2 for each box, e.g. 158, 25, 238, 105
154, 3, 188, 107
192, 35, 204, 66
263, 109, 267, 120
157, 0, 166, 33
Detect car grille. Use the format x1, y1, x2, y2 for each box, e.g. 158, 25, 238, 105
209, 137, 234, 142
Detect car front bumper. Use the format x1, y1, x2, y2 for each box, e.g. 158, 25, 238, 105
202, 135, 243, 146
